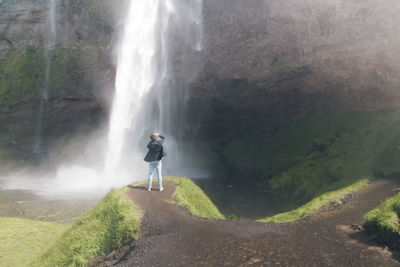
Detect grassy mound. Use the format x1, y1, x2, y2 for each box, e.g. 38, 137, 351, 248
258, 179, 369, 223
168, 177, 225, 219
363, 192, 400, 245
31, 188, 142, 266
0, 217, 67, 267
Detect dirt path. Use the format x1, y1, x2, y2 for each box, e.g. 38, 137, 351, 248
112, 180, 400, 266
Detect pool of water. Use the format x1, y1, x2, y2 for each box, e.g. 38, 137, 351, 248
193, 178, 298, 219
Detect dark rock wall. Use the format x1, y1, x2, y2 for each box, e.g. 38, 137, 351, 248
0, 0, 120, 159
189, 0, 400, 138
0, 0, 120, 50
1, 0, 400, 158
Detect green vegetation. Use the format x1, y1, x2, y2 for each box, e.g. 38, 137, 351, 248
47, 47, 83, 97
217, 109, 400, 203
258, 179, 369, 223
32, 189, 142, 267
0, 46, 83, 112
364, 192, 400, 244
168, 177, 225, 219
0, 47, 45, 110
0, 129, 18, 165
0, 217, 67, 267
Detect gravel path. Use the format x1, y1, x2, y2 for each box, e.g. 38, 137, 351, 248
108, 180, 400, 266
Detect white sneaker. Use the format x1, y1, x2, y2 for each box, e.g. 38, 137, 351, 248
147, 188, 151, 192
159, 187, 164, 192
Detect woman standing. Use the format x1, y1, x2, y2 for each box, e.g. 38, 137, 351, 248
144, 133, 166, 191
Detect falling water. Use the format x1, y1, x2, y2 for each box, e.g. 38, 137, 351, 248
104, 0, 160, 178
104, 0, 204, 182
152, 0, 205, 177
34, 0, 57, 153
49, 0, 57, 40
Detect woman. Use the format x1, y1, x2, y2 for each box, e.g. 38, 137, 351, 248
143, 133, 166, 191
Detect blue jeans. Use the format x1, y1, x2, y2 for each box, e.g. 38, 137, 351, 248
147, 160, 162, 189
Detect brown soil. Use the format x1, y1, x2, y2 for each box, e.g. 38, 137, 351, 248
100, 180, 400, 266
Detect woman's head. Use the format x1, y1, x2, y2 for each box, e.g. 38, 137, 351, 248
150, 133, 158, 141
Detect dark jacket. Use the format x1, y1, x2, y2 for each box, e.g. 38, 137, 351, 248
144, 135, 167, 162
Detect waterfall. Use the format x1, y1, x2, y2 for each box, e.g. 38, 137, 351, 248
104, 0, 160, 177
104, 0, 204, 182
49, 0, 57, 41
34, 0, 57, 154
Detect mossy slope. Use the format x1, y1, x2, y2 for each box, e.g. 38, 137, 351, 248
364, 192, 400, 245
258, 179, 369, 223
31, 188, 142, 267
217, 109, 400, 203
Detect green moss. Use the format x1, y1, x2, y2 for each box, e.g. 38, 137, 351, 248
224, 111, 389, 170
47, 47, 83, 98
258, 178, 370, 223
364, 192, 400, 243
0, 46, 84, 112
0, 129, 19, 164
0, 47, 46, 110
0, 217, 67, 267
31, 189, 142, 267
168, 177, 225, 219
220, 109, 400, 202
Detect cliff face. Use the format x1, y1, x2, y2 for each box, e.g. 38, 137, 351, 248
0, 0, 120, 161
0, 0, 118, 49
188, 0, 400, 137
1, 0, 400, 161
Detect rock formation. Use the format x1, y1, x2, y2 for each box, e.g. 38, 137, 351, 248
1, 0, 400, 163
